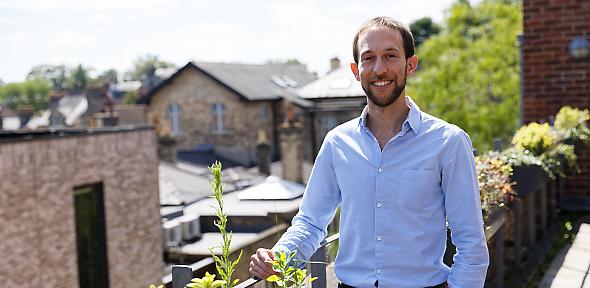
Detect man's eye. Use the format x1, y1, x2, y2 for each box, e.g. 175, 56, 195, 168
387, 54, 397, 59
362, 56, 374, 61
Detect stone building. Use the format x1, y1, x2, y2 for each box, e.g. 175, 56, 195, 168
138, 62, 316, 166
522, 0, 590, 203
0, 127, 163, 288
297, 61, 367, 156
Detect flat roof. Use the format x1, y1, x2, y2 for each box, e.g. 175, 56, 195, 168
0, 125, 153, 143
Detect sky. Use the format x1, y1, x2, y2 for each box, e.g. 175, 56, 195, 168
0, 0, 467, 83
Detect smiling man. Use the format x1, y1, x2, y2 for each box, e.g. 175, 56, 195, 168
249, 17, 489, 288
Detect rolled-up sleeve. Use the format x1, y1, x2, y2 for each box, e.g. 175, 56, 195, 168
442, 130, 489, 287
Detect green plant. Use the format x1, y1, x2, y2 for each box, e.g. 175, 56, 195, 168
511, 122, 556, 156
187, 272, 226, 288
554, 106, 590, 143
500, 147, 554, 179
476, 152, 515, 216
266, 251, 317, 288
541, 143, 578, 177
207, 161, 242, 288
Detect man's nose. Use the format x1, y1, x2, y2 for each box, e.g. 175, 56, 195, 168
373, 58, 386, 75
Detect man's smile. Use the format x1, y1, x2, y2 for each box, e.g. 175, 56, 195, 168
372, 80, 393, 87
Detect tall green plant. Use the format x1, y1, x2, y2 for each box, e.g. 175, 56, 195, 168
208, 162, 242, 288
266, 250, 317, 288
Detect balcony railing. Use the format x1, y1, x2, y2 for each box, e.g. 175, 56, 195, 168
170, 233, 340, 288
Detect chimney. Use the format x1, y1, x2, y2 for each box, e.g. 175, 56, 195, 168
256, 129, 271, 175
278, 100, 303, 183
16, 105, 34, 129
330, 57, 341, 72
158, 136, 178, 163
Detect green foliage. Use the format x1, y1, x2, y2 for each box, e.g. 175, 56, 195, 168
266, 251, 317, 288
410, 17, 442, 48
0, 79, 51, 112
476, 152, 514, 216
554, 106, 590, 143
512, 123, 556, 155
125, 54, 175, 81
94, 69, 119, 85
123, 90, 139, 105
407, 0, 522, 150
499, 147, 554, 178
67, 64, 90, 92
187, 272, 226, 288
208, 162, 242, 288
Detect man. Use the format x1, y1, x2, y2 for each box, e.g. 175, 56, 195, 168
249, 17, 489, 288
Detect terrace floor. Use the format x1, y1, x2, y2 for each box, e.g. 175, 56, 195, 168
540, 220, 590, 287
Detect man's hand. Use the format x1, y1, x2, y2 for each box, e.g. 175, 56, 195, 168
249, 248, 279, 279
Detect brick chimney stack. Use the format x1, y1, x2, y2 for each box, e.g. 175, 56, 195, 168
256, 129, 271, 175
330, 57, 341, 73
279, 100, 303, 183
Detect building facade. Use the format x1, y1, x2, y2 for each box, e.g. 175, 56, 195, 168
0, 127, 163, 288
523, 0, 590, 199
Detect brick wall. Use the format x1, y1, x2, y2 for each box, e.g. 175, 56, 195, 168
523, 0, 590, 197
0, 128, 163, 288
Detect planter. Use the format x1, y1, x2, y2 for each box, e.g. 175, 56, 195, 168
510, 164, 547, 197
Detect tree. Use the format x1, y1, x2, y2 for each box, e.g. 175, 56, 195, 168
66, 64, 90, 93
406, 0, 522, 150
125, 54, 174, 81
0, 79, 51, 112
410, 17, 442, 49
27, 64, 67, 90
95, 68, 119, 85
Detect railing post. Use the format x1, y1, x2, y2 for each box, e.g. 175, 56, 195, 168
494, 226, 504, 288
172, 265, 192, 288
311, 244, 327, 288
527, 191, 536, 247
514, 198, 522, 268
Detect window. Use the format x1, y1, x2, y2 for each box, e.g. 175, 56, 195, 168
167, 103, 182, 136
74, 183, 109, 288
212, 103, 226, 133
260, 105, 269, 122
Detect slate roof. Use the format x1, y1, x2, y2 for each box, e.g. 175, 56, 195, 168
297, 66, 366, 99
138, 61, 317, 105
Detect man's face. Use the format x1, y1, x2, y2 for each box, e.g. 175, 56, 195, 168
351, 26, 417, 107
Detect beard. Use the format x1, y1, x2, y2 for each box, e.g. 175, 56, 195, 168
362, 67, 407, 108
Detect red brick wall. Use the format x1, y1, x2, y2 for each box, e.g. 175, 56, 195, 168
523, 0, 590, 197
0, 128, 164, 288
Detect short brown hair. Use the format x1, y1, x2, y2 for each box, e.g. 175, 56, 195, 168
352, 16, 415, 63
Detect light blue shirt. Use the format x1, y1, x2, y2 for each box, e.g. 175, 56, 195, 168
274, 97, 489, 288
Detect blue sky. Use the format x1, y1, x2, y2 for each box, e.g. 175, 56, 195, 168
0, 0, 466, 83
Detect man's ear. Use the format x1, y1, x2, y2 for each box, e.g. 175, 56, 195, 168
406, 55, 418, 76
350, 62, 360, 81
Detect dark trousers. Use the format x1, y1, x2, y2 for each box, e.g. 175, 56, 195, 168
338, 281, 445, 288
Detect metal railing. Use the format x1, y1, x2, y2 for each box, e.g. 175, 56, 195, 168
170, 233, 340, 288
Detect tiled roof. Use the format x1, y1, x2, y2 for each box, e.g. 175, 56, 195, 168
139, 61, 317, 105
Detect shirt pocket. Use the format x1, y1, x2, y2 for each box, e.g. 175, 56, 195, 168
397, 169, 441, 210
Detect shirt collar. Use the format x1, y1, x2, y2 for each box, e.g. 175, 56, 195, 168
358, 96, 422, 135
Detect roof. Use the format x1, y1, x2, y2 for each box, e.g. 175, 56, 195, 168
237, 175, 305, 200
25, 94, 88, 129
297, 66, 366, 99
138, 61, 317, 104
158, 161, 246, 206
0, 105, 18, 117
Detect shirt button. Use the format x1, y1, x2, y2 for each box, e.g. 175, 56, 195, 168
377, 269, 382, 274
377, 235, 382, 241
378, 168, 383, 173
376, 202, 382, 208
